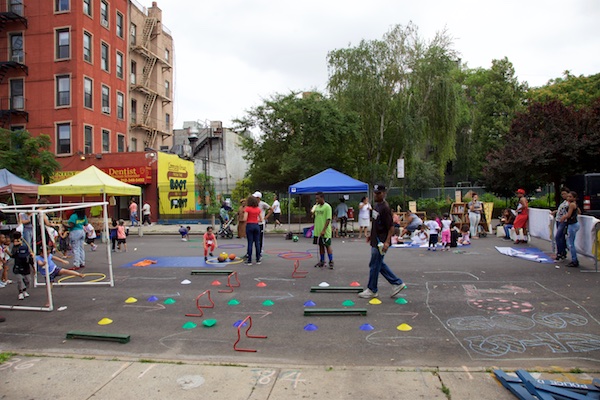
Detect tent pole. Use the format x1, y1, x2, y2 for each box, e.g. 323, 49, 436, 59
39, 210, 54, 311
11, 192, 16, 205
287, 192, 290, 232
138, 192, 143, 237
103, 194, 114, 287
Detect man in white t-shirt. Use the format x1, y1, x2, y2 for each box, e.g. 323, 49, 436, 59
253, 191, 271, 254
142, 202, 151, 225
271, 195, 282, 229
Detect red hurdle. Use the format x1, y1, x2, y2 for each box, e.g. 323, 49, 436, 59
292, 259, 308, 278
184, 290, 215, 317
218, 271, 241, 293
233, 315, 267, 352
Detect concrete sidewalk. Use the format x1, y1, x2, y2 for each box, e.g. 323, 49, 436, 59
1, 354, 528, 399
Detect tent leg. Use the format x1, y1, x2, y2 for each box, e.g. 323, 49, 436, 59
103, 194, 114, 287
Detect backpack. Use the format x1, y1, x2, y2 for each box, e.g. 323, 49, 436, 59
13, 244, 32, 275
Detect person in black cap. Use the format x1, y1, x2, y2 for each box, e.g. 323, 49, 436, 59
358, 184, 406, 299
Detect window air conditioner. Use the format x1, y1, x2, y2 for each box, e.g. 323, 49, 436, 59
101, 19, 109, 27
102, 106, 110, 113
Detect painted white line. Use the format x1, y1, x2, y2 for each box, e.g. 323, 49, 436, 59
111, 362, 131, 378
138, 364, 155, 379
462, 365, 473, 379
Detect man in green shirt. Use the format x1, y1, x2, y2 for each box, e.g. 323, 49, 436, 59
313, 192, 334, 269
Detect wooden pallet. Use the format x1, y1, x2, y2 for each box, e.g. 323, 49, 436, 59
66, 330, 130, 343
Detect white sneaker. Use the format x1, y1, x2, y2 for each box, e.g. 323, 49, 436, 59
23, 291, 29, 298
18, 293, 24, 300
358, 288, 378, 299
91, 244, 98, 251
0, 281, 6, 288
391, 283, 407, 297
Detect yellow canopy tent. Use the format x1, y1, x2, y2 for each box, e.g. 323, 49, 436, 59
38, 165, 140, 197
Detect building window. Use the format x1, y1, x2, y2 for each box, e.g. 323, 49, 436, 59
9, 0, 23, 15
117, 134, 125, 152
130, 23, 136, 46
116, 92, 124, 119
131, 99, 137, 124
10, 79, 24, 110
11, 125, 25, 131
10, 33, 23, 63
83, 31, 92, 62
130, 60, 136, 84
83, 0, 92, 16
116, 51, 123, 78
101, 42, 109, 71
56, 29, 70, 60
56, 75, 70, 107
57, 123, 71, 154
130, 137, 137, 152
100, 0, 108, 27
102, 129, 110, 152
165, 80, 170, 98
165, 48, 170, 63
84, 125, 93, 154
116, 11, 124, 38
84, 77, 93, 108
101, 85, 109, 113
165, 113, 170, 130
55, 0, 69, 12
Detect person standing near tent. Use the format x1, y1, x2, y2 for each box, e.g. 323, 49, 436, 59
64, 209, 88, 270
313, 192, 334, 269
271, 195, 282, 229
18, 210, 33, 249
129, 198, 138, 226
359, 184, 406, 299
335, 198, 349, 237
253, 192, 270, 255
142, 201, 151, 225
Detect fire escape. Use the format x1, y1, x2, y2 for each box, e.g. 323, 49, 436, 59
130, 16, 171, 148
0, 2, 28, 128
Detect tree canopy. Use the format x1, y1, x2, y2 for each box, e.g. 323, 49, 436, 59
0, 129, 60, 184
528, 71, 600, 109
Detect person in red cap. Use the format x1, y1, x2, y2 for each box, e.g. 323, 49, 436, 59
513, 189, 529, 244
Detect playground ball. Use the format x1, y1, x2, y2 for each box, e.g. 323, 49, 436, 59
220, 252, 228, 259
229, 253, 236, 260
292, 235, 299, 242
218, 255, 226, 263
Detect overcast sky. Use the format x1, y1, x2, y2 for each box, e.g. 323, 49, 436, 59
143, 0, 600, 129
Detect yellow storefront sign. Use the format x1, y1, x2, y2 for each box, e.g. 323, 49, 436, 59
157, 152, 195, 214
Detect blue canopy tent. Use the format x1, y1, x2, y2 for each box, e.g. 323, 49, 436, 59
287, 168, 368, 230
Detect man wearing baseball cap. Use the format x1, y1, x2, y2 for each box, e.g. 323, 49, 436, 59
358, 184, 406, 299
253, 191, 271, 256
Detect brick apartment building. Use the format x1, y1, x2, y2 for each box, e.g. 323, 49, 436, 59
0, 0, 175, 220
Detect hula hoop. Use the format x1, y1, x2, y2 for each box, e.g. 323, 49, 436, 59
305, 248, 319, 254
217, 244, 245, 249
265, 248, 292, 255
206, 257, 245, 265
278, 252, 312, 260
57, 273, 107, 284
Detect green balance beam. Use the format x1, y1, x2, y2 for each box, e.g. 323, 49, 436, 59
66, 331, 130, 344
310, 286, 364, 293
191, 270, 234, 275
304, 308, 367, 316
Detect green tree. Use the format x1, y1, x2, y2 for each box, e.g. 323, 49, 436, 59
0, 129, 60, 183
234, 92, 361, 193
469, 58, 527, 182
528, 71, 600, 109
327, 22, 461, 186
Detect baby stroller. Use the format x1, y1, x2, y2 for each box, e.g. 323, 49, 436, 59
217, 215, 234, 239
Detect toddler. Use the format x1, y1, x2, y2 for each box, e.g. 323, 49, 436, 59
203, 226, 217, 261
458, 224, 471, 245
0, 234, 12, 287
11, 234, 32, 300
411, 224, 429, 246
117, 219, 127, 252
441, 213, 452, 251
425, 216, 440, 251
109, 219, 118, 252
36, 246, 85, 284
84, 222, 98, 251
57, 225, 70, 257
179, 225, 191, 241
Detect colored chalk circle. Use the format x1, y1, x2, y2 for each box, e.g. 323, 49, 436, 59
369, 298, 382, 305
147, 296, 158, 302
318, 282, 330, 287
395, 298, 408, 305
350, 281, 361, 287
181, 279, 192, 285
304, 323, 318, 331
256, 282, 267, 287
202, 319, 217, 327
304, 300, 316, 307
397, 323, 412, 331
211, 280, 222, 286
359, 323, 374, 331
233, 320, 248, 328
164, 298, 176, 305
262, 300, 275, 307
342, 300, 355, 307
125, 297, 138, 304
182, 322, 197, 329
98, 318, 113, 325
228, 299, 240, 306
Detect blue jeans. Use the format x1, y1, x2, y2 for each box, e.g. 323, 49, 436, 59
555, 221, 567, 256
130, 212, 138, 226
23, 228, 33, 249
69, 229, 85, 267
503, 224, 513, 239
367, 247, 402, 293
567, 222, 580, 264
246, 223, 260, 262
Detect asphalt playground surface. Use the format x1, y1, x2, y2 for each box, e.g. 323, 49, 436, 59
0, 228, 599, 398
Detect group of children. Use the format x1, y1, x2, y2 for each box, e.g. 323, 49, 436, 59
400, 213, 471, 250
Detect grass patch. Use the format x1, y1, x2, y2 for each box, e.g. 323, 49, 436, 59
441, 383, 451, 399
570, 368, 582, 374
0, 352, 15, 363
